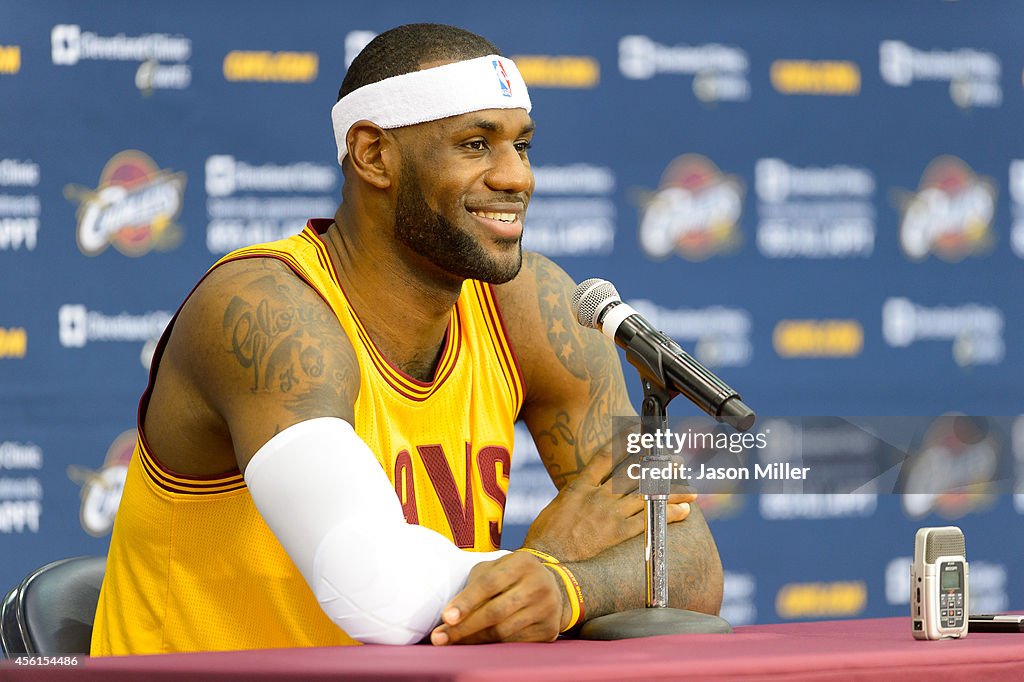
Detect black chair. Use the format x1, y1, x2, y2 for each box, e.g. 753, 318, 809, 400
0, 556, 106, 656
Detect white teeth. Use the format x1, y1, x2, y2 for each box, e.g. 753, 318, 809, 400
471, 210, 516, 223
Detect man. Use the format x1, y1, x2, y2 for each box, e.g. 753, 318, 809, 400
91, 23, 723, 655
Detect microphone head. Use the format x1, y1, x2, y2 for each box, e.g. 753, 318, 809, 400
572, 278, 621, 329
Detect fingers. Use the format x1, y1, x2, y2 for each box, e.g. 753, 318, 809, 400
668, 491, 698, 505
613, 491, 645, 517
624, 501, 693, 525
667, 501, 692, 523
605, 475, 639, 496
605, 497, 695, 544
433, 602, 558, 645
437, 583, 528, 644
431, 553, 562, 645
601, 475, 699, 502
616, 512, 646, 541
433, 557, 518, 641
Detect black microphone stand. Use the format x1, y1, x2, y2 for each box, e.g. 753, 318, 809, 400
580, 364, 733, 639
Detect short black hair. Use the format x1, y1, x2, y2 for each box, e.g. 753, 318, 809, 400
338, 23, 500, 101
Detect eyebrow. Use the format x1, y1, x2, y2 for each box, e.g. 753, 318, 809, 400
459, 117, 536, 136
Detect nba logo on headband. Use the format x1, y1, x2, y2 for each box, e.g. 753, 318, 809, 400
492, 59, 513, 97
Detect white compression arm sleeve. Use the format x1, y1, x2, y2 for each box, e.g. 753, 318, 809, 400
243, 417, 509, 645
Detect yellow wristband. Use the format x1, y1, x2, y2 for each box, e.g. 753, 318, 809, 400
516, 547, 560, 564
544, 562, 584, 632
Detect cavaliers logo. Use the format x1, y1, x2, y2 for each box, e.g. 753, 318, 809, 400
898, 156, 996, 261
67, 429, 135, 536
901, 416, 999, 520
636, 154, 743, 261
65, 150, 186, 256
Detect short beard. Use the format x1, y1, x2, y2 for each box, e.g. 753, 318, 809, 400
393, 166, 522, 284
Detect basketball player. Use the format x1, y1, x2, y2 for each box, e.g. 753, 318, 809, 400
91, 24, 723, 654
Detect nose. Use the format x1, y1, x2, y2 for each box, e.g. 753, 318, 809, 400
485, 143, 533, 195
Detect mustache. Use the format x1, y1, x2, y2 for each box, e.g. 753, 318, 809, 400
472, 193, 529, 208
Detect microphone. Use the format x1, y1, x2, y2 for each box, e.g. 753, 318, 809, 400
571, 278, 756, 432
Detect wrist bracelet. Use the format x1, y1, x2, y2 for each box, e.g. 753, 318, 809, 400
544, 562, 585, 632
516, 547, 561, 564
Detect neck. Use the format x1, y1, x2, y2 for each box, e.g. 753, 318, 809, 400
322, 211, 463, 381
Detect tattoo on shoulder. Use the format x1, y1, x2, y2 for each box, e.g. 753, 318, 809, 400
221, 271, 357, 421
533, 255, 588, 382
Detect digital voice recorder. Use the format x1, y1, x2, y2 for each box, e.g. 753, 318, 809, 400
912, 526, 968, 640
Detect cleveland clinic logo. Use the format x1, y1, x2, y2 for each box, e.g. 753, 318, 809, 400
882, 297, 1004, 367
636, 154, 744, 261
51, 24, 192, 93
57, 304, 171, 371
65, 150, 185, 257
897, 156, 996, 262
879, 40, 1001, 109
618, 35, 750, 103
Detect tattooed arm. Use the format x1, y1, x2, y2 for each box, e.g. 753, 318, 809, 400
144, 257, 359, 474
494, 252, 724, 619
499, 252, 631, 488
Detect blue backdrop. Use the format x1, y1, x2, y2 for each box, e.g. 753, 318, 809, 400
1, 0, 1022, 628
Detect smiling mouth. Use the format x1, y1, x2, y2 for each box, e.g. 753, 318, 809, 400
469, 210, 518, 223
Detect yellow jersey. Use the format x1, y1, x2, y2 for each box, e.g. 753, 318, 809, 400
92, 220, 524, 655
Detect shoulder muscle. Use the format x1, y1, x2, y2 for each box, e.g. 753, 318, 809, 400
167, 257, 360, 471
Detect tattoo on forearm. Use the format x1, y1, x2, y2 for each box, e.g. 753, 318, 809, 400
222, 273, 356, 422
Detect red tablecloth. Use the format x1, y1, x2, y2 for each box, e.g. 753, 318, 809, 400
2, 617, 1023, 681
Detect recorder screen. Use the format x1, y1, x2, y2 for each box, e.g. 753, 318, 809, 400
941, 567, 961, 590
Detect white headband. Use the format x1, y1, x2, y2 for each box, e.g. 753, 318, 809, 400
331, 54, 532, 165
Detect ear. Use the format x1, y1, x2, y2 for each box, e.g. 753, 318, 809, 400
345, 120, 394, 189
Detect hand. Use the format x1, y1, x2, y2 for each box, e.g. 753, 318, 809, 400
523, 448, 697, 562
430, 551, 565, 645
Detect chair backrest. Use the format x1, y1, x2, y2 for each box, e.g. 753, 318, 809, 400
0, 556, 106, 656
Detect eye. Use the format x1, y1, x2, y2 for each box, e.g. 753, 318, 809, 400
464, 140, 488, 151
515, 140, 533, 154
